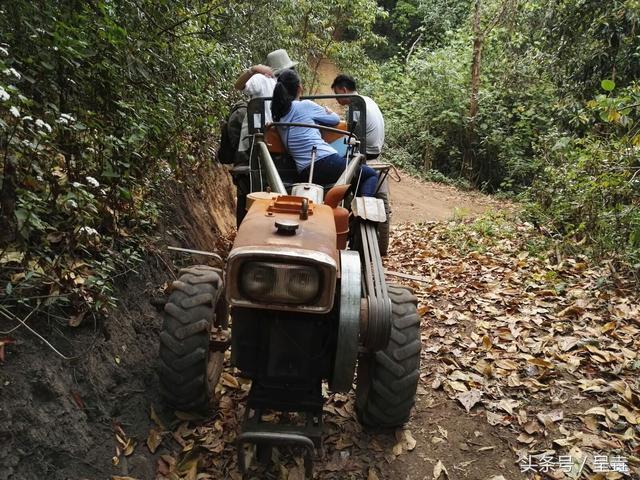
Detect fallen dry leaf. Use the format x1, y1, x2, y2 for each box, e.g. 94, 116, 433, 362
496, 398, 519, 415
221, 372, 240, 389
394, 428, 417, 452
367, 468, 380, 480
150, 404, 166, 430
0, 337, 16, 362
335, 435, 354, 450
494, 359, 518, 370
558, 303, 586, 318
147, 427, 162, 453
517, 433, 536, 444
457, 389, 483, 412
537, 409, 564, 429
486, 411, 509, 426
433, 460, 449, 479
523, 421, 541, 434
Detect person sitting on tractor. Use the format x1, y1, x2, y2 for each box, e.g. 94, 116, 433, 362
232, 49, 299, 226
331, 74, 385, 161
271, 69, 379, 197
234, 49, 299, 155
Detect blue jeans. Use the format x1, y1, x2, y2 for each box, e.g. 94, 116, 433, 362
300, 153, 378, 197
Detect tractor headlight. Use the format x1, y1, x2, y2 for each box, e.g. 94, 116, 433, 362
241, 262, 320, 304
226, 247, 337, 313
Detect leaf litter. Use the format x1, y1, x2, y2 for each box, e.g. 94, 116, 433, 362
154, 216, 640, 478
387, 218, 640, 478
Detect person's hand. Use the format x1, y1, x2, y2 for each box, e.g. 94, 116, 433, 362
250, 64, 274, 78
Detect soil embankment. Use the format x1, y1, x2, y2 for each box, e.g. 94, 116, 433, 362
0, 163, 235, 480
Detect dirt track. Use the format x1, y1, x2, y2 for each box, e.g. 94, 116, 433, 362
389, 171, 506, 223
383, 176, 523, 480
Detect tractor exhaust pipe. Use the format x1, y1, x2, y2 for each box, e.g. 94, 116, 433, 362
256, 136, 287, 194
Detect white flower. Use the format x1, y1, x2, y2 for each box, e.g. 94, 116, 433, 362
0, 47, 8, 57
0, 86, 9, 101
160, 163, 172, 176
72, 181, 82, 188
36, 175, 44, 182
78, 226, 99, 237
65, 199, 78, 209
56, 113, 76, 125
9, 106, 19, 117
22, 115, 32, 122
85, 176, 99, 187
3, 68, 21, 80
35, 119, 52, 133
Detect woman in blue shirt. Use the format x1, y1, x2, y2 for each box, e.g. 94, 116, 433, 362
271, 69, 378, 197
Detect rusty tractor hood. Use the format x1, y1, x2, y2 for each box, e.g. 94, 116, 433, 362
232, 195, 337, 263
226, 195, 338, 313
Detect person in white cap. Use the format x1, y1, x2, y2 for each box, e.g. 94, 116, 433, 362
234, 49, 299, 153
231, 49, 299, 226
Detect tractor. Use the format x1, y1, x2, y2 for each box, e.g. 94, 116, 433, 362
157, 95, 421, 478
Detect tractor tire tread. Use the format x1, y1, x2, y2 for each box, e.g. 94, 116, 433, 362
158, 267, 223, 412
376, 191, 391, 257
356, 285, 421, 428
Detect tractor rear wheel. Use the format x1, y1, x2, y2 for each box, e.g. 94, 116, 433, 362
356, 285, 421, 427
376, 191, 391, 256
158, 265, 224, 412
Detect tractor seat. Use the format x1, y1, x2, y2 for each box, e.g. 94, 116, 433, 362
264, 122, 352, 193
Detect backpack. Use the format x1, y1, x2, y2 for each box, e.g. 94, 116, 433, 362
217, 101, 247, 164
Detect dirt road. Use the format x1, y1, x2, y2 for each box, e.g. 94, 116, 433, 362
382, 176, 525, 480
389, 171, 505, 223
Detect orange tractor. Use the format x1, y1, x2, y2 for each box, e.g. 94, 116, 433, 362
158, 95, 420, 477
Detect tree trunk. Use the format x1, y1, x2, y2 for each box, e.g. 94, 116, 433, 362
0, 155, 17, 242
462, 0, 483, 182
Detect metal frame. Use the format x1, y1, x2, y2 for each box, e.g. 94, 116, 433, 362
247, 94, 368, 154
255, 135, 287, 194
237, 408, 322, 479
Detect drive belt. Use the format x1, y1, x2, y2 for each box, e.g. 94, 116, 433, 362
359, 221, 392, 350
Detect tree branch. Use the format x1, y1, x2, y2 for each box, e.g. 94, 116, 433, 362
0, 305, 73, 360
406, 33, 424, 64
482, 0, 517, 37
157, 6, 224, 37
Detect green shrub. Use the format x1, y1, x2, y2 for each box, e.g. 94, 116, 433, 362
526, 83, 640, 268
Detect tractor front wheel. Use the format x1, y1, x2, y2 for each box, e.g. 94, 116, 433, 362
158, 265, 225, 412
356, 285, 421, 427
